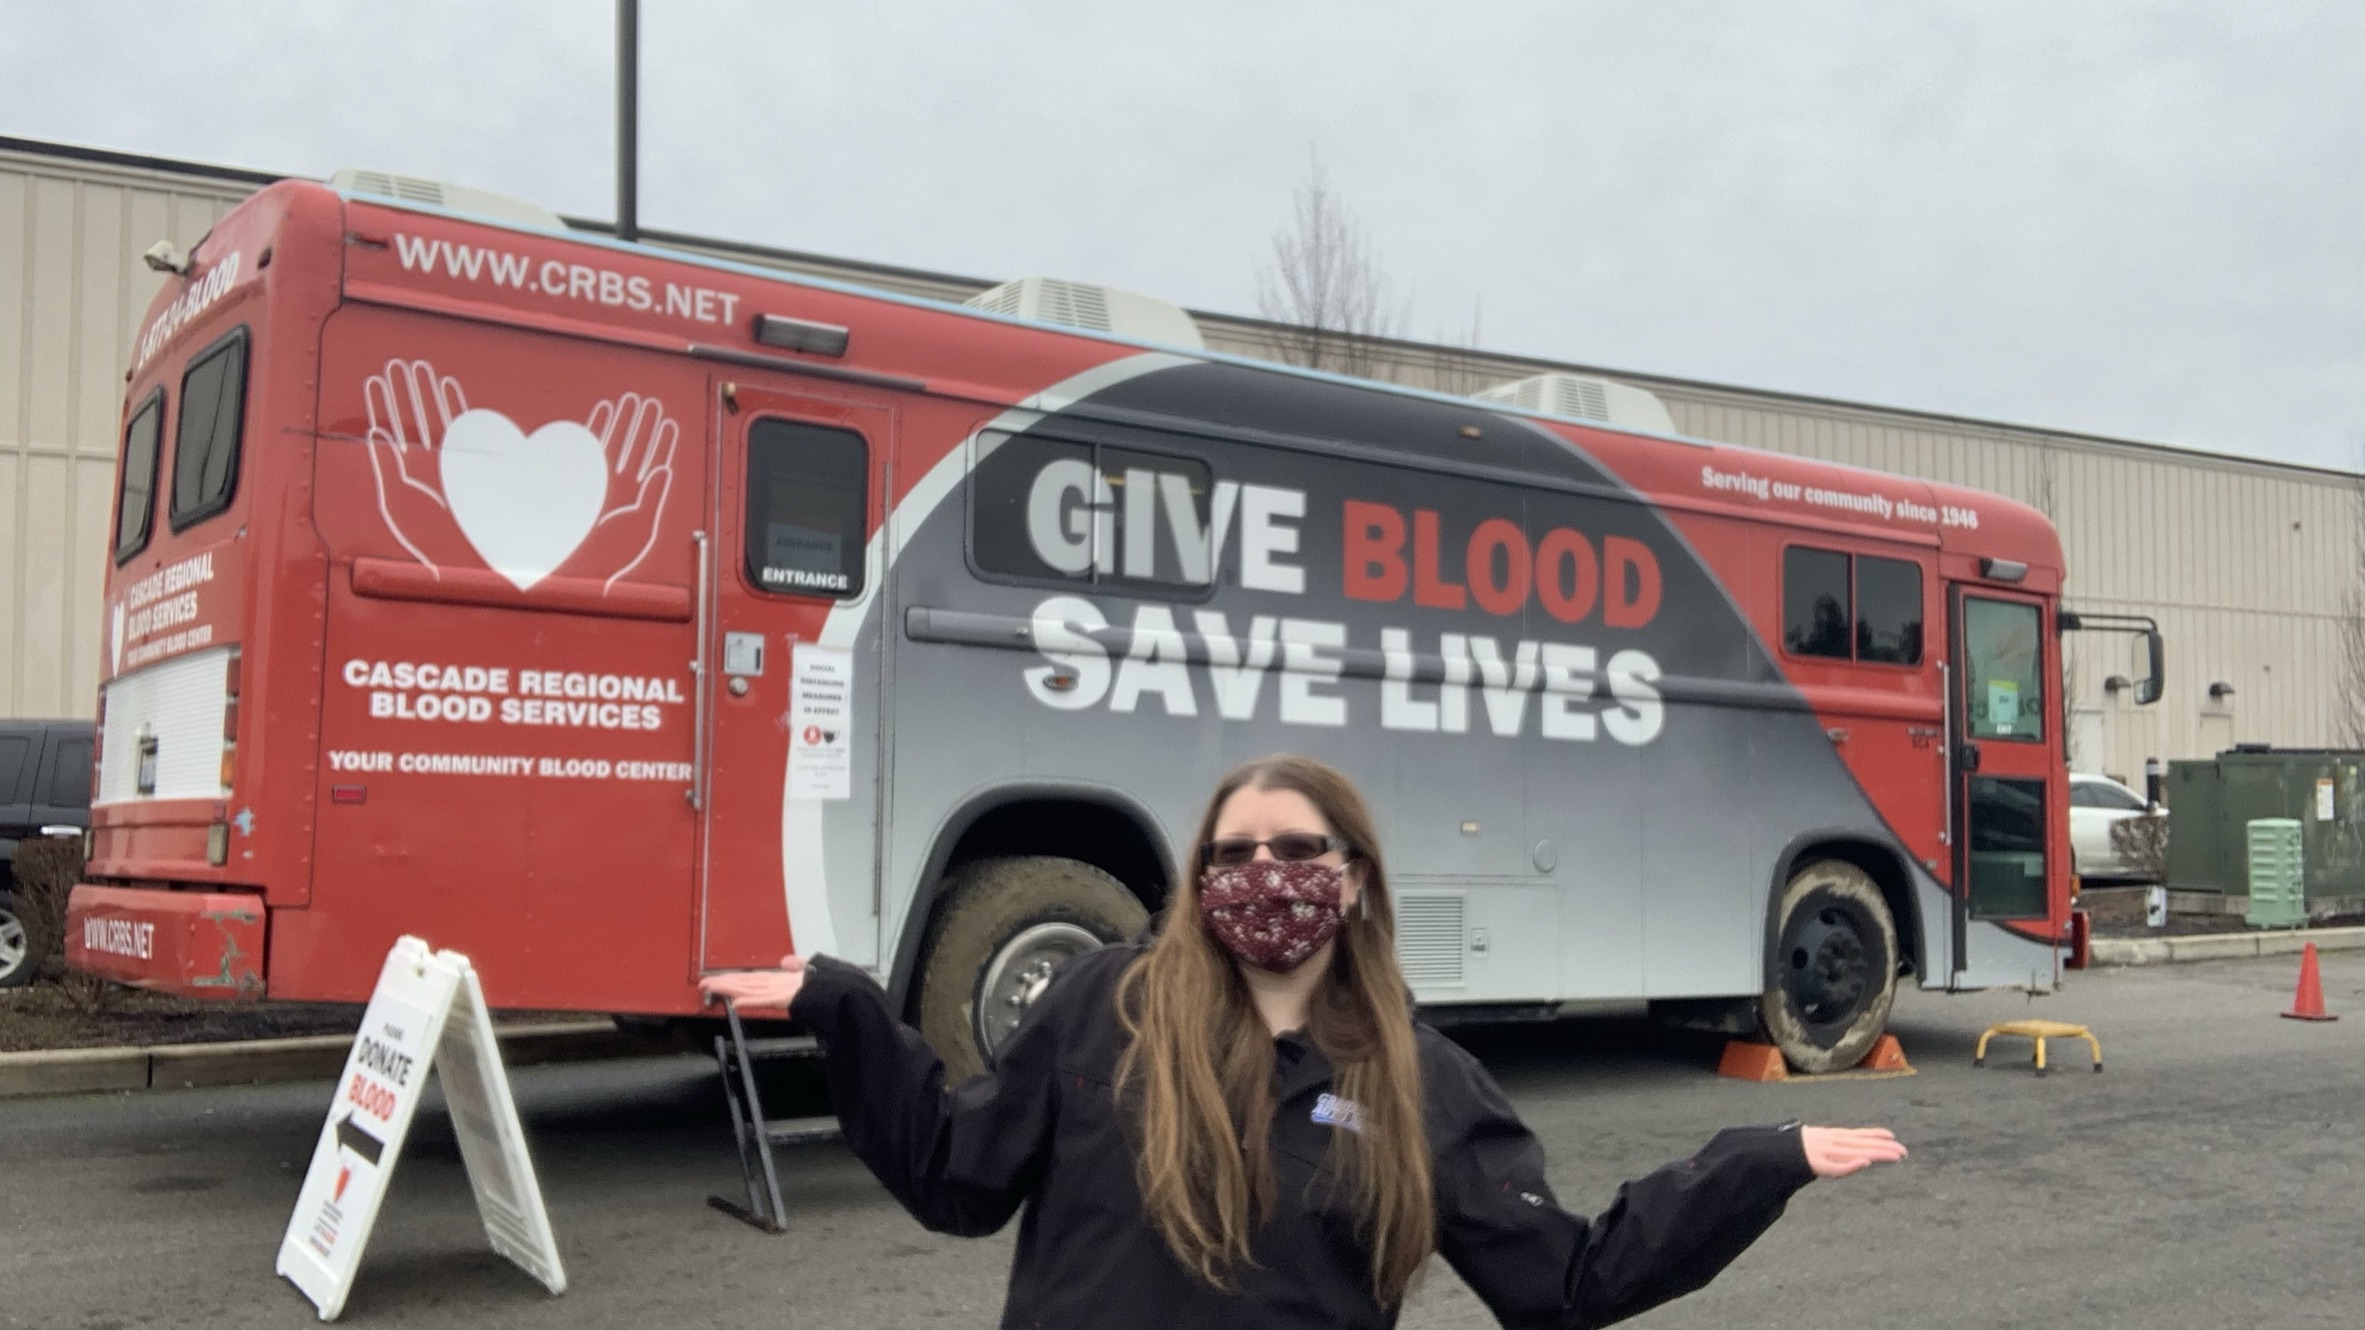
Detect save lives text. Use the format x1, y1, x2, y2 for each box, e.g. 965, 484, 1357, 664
1012, 459, 1671, 745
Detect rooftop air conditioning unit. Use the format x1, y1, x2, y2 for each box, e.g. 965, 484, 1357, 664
328, 169, 569, 233
963, 277, 1204, 350
1475, 372, 1676, 436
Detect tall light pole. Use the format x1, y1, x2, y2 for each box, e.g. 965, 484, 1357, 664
616, 0, 639, 242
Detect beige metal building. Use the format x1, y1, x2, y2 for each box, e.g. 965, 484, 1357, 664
5, 135, 2355, 784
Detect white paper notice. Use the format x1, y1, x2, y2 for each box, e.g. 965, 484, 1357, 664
2317, 777, 2336, 822
788, 644, 853, 800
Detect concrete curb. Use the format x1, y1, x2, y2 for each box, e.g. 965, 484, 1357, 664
0, 1020, 652, 1099
2088, 924, 2365, 968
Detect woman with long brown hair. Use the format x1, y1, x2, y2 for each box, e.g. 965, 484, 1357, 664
703, 754, 1905, 1328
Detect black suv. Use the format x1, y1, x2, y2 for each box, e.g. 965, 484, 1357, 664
1, 720, 95, 987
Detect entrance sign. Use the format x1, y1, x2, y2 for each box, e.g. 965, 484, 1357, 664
276, 936, 566, 1320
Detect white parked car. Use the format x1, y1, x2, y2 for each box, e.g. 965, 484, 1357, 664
2069, 773, 2162, 882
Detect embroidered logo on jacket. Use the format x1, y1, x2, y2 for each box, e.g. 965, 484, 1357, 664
1311, 1093, 1364, 1133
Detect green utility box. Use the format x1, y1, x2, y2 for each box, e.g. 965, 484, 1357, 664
2165, 748, 2365, 914
2244, 819, 2306, 928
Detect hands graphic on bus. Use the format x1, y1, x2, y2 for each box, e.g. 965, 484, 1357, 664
575, 391, 679, 590
361, 358, 678, 591
363, 359, 466, 575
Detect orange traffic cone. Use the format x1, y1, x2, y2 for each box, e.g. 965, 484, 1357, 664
2281, 942, 2338, 1022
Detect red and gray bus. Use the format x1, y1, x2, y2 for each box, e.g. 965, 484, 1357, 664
66, 176, 2156, 1073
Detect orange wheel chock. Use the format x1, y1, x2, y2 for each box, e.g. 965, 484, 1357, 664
1716, 1033, 1914, 1082
1717, 1041, 1791, 1082
1859, 1033, 1912, 1072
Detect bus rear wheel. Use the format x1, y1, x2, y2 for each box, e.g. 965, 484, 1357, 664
916, 856, 1149, 1080
0, 893, 36, 989
1759, 860, 1898, 1074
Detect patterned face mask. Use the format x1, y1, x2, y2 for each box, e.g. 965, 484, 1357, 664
1199, 858, 1347, 973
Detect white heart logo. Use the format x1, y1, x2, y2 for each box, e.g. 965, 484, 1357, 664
439, 409, 608, 590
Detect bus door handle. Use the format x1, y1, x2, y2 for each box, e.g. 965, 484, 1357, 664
1954, 741, 1982, 774
689, 528, 711, 811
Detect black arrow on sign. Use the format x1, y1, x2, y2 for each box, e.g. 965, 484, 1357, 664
336, 1113, 386, 1166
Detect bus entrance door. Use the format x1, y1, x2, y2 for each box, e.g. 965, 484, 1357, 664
1948, 588, 2064, 988
698, 381, 892, 974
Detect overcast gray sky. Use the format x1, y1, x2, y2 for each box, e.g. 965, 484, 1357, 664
6, 1, 2359, 470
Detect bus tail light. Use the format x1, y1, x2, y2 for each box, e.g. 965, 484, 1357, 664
219, 649, 242, 795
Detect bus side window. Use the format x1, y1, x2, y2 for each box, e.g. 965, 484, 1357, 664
169, 327, 251, 532
745, 419, 869, 599
1786, 546, 1925, 668
1854, 555, 1923, 665
1782, 546, 1851, 659
970, 432, 1097, 586
114, 390, 166, 563
968, 430, 1214, 593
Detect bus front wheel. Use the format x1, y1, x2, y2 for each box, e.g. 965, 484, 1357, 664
916, 856, 1149, 1081
1759, 860, 1898, 1074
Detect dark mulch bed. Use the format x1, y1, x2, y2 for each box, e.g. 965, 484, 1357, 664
0, 985, 364, 1053
0, 983, 595, 1054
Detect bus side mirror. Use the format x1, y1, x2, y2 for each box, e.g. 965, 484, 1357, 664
2134, 631, 2164, 706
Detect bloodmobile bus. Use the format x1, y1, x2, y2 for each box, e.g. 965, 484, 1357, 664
66, 176, 2156, 1074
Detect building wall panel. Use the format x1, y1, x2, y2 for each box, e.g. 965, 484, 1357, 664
2, 148, 244, 717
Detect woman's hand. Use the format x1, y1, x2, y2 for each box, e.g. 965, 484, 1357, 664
1800, 1125, 1907, 1179
697, 954, 808, 1013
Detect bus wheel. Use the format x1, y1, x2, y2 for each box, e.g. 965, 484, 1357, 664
917, 856, 1149, 1080
1759, 860, 1897, 1074
0, 893, 37, 990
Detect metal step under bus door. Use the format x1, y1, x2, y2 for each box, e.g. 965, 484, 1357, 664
706, 998, 842, 1233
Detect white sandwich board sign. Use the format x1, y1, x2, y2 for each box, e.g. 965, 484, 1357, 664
276, 935, 567, 1320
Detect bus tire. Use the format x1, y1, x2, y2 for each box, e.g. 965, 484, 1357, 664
1759, 859, 1898, 1074
916, 856, 1149, 1080
0, 893, 35, 989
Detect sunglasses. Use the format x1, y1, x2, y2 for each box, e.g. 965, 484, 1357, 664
1200, 834, 1354, 867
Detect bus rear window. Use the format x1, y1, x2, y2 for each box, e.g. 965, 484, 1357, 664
114, 390, 165, 563
170, 328, 250, 531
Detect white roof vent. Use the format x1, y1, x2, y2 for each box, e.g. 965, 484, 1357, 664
963, 277, 1204, 350
1475, 372, 1676, 436
328, 169, 568, 233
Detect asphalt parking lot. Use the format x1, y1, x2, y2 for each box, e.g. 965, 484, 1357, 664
2, 951, 2358, 1329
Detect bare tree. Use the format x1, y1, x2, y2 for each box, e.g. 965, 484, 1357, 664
1254, 157, 1405, 380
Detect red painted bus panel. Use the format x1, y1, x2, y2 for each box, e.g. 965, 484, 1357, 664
65, 883, 266, 998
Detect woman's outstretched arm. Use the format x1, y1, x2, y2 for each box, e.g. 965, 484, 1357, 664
700, 953, 1074, 1238
1429, 1041, 1904, 1330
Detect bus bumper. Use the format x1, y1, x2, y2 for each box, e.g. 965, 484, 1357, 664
64, 883, 267, 999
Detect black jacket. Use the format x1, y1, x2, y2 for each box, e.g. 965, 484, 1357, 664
791, 945, 1815, 1330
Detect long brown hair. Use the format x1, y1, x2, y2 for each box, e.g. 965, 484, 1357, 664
1114, 755, 1433, 1305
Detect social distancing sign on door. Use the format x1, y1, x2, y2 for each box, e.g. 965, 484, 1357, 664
787, 643, 852, 800
277, 936, 566, 1320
